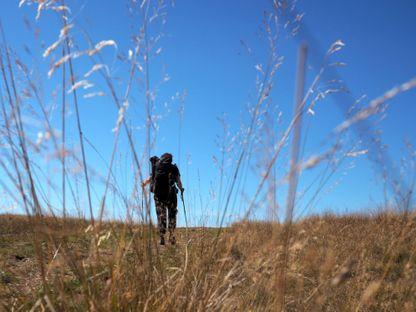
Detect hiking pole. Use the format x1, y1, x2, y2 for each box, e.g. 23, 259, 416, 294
180, 190, 189, 240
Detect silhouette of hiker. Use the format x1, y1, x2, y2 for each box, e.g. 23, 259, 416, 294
143, 153, 184, 245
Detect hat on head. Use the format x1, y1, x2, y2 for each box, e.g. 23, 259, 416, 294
160, 153, 173, 163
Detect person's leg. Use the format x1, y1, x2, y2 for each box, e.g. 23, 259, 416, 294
155, 197, 167, 244
167, 196, 178, 244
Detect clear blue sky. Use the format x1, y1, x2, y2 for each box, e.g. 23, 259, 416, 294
1, 1, 415, 225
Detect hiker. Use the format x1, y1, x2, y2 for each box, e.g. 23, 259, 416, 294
142, 153, 184, 245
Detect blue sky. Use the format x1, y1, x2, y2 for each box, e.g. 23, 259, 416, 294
1, 0, 415, 225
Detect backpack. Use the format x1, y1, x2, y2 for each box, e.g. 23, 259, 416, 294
153, 159, 178, 200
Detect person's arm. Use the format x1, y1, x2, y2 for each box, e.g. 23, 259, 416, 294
172, 164, 184, 194
176, 175, 184, 194
142, 176, 151, 188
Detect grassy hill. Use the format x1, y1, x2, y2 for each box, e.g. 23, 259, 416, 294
1, 213, 415, 311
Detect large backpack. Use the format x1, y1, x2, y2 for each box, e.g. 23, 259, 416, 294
153, 159, 177, 200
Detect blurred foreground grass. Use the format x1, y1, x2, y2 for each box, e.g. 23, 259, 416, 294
0, 213, 415, 311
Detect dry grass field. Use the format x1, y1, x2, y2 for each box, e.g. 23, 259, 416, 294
1, 212, 415, 311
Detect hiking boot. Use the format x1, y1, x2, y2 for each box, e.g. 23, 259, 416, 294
169, 235, 176, 245
160, 236, 165, 245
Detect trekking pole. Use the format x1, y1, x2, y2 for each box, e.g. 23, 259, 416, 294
180, 191, 189, 240
141, 192, 144, 219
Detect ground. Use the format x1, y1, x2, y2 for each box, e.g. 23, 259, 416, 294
0, 213, 415, 311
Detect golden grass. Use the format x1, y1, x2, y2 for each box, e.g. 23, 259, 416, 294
1, 212, 415, 311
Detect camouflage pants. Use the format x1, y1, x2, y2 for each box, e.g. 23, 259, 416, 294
154, 196, 177, 237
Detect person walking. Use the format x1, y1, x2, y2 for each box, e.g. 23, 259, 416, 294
143, 153, 184, 245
